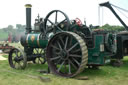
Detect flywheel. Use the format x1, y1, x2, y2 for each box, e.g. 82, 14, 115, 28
46, 32, 88, 77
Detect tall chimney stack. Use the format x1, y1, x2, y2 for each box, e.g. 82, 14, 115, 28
25, 4, 32, 33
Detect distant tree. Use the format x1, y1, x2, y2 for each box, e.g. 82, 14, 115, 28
3, 27, 8, 32
101, 24, 125, 31
2, 25, 14, 33
16, 24, 22, 29
7, 25, 13, 30
16, 24, 25, 32
0, 24, 26, 42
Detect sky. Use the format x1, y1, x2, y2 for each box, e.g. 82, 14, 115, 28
0, 0, 128, 28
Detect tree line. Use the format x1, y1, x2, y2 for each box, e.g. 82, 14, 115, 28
0, 24, 25, 41
100, 24, 125, 31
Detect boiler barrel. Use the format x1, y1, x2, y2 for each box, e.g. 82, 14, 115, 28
21, 33, 48, 48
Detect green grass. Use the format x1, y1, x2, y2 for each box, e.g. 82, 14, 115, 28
1, 55, 128, 85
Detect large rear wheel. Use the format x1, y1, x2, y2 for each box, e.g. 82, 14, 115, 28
46, 32, 88, 77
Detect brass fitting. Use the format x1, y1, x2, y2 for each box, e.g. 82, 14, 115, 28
25, 4, 32, 8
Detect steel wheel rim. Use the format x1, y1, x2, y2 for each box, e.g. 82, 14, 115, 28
46, 32, 88, 77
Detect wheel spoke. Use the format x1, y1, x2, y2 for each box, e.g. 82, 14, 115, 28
15, 50, 18, 57
33, 49, 36, 54
48, 19, 54, 25
68, 60, 71, 74
71, 48, 81, 53
68, 59, 77, 70
69, 54, 81, 58
72, 57, 80, 66
67, 42, 79, 52
57, 61, 65, 72
51, 44, 60, 50
64, 61, 67, 73
69, 36, 73, 47
57, 41, 62, 50
40, 49, 43, 54
59, 36, 64, 46
56, 26, 63, 31
64, 36, 69, 50
35, 48, 39, 54
58, 19, 66, 25
55, 52, 60, 55
50, 56, 61, 61
55, 11, 57, 24
38, 58, 43, 64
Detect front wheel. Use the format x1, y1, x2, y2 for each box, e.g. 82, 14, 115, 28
8, 48, 27, 69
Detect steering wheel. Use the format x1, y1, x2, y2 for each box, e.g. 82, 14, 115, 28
44, 10, 70, 35
75, 18, 82, 26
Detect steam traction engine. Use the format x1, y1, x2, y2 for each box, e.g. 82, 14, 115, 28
8, 2, 127, 77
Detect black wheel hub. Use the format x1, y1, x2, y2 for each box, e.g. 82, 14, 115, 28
14, 57, 23, 62
61, 50, 69, 60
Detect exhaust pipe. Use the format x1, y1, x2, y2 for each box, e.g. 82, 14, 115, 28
25, 4, 32, 33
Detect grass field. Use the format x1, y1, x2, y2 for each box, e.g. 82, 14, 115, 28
0, 54, 128, 85
1, 42, 128, 85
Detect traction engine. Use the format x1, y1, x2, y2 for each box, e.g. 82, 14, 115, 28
8, 3, 119, 77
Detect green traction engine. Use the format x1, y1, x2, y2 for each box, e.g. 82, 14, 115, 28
8, 3, 117, 77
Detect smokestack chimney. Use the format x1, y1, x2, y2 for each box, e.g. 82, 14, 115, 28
25, 4, 32, 33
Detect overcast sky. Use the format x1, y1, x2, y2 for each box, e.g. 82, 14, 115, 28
0, 0, 128, 28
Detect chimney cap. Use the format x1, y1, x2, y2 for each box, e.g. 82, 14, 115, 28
25, 4, 32, 8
